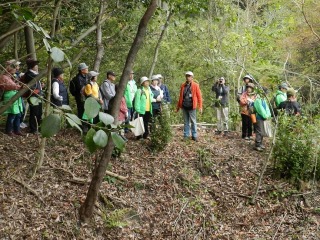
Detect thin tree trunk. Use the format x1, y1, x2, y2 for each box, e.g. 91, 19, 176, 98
79, 0, 158, 223
24, 26, 37, 59
50, 0, 62, 38
14, 32, 18, 60
149, 10, 173, 78
0, 23, 24, 52
93, 0, 106, 71
31, 58, 53, 179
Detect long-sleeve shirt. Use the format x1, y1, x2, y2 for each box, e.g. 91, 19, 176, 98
100, 79, 116, 111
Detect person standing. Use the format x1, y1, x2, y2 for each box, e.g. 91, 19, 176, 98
275, 82, 288, 107
70, 63, 89, 119
176, 71, 203, 142
150, 75, 163, 117
253, 94, 271, 151
278, 88, 301, 116
239, 83, 256, 140
212, 77, 229, 136
100, 71, 116, 113
134, 76, 153, 140
51, 67, 69, 107
237, 75, 253, 101
24, 58, 42, 134
0, 64, 23, 136
124, 70, 137, 133
157, 74, 171, 104
83, 71, 103, 124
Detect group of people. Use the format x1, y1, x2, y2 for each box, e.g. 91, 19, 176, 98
0, 58, 43, 136
209, 74, 301, 151
1, 58, 301, 151
54, 62, 172, 139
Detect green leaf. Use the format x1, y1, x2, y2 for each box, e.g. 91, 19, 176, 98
93, 130, 108, 148
60, 105, 72, 111
29, 96, 41, 106
85, 128, 98, 153
65, 113, 82, 125
41, 114, 61, 138
50, 47, 64, 62
66, 117, 82, 134
111, 132, 126, 152
84, 97, 100, 119
99, 112, 114, 126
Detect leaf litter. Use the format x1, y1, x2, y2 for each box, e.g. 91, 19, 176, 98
0, 126, 320, 239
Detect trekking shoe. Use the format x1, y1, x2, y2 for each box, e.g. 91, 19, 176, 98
248, 136, 253, 141
260, 145, 266, 149
244, 137, 249, 140
20, 122, 28, 128
223, 131, 228, 136
192, 137, 198, 142
215, 131, 222, 135
6, 132, 14, 136
254, 146, 263, 152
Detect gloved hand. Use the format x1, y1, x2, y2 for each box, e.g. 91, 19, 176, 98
156, 95, 162, 102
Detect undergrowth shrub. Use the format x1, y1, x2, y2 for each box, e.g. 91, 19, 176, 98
272, 114, 320, 183
150, 105, 172, 152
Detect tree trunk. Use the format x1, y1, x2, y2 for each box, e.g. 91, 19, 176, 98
24, 26, 37, 59
50, 0, 62, 38
149, 10, 173, 78
79, 0, 158, 223
0, 22, 23, 53
93, 0, 106, 72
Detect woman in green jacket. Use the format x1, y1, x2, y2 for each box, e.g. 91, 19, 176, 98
1, 65, 23, 136
134, 76, 153, 139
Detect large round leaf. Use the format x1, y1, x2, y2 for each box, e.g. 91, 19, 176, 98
65, 113, 82, 125
66, 116, 82, 134
93, 130, 108, 148
99, 112, 114, 126
111, 132, 126, 152
50, 47, 64, 62
41, 114, 61, 138
84, 97, 100, 119
85, 128, 98, 153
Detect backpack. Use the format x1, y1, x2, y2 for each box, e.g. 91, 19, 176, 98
80, 82, 92, 98
20, 74, 32, 98
69, 77, 77, 96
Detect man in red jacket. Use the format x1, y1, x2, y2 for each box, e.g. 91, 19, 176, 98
176, 71, 203, 141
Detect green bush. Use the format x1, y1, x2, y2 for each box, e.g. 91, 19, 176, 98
272, 114, 320, 183
150, 105, 173, 152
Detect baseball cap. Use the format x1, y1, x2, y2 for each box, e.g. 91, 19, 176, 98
107, 71, 116, 77
279, 83, 288, 90
88, 71, 99, 79
78, 63, 88, 70
185, 71, 194, 76
243, 75, 253, 81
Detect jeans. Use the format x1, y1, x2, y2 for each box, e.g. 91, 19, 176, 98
6, 113, 21, 133
216, 107, 229, 132
182, 108, 197, 138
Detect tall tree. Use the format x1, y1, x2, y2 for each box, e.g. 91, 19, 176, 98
79, 0, 158, 223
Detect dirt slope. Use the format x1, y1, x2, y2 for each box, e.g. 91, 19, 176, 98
0, 127, 319, 239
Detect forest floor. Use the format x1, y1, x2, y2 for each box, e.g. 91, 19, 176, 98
0, 125, 320, 239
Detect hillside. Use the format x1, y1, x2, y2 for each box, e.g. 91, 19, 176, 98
0, 126, 319, 239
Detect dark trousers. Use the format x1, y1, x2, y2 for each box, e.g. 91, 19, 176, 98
29, 103, 42, 133
6, 113, 21, 133
241, 114, 252, 138
76, 98, 84, 120
141, 111, 152, 139
255, 119, 264, 147
125, 107, 134, 133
